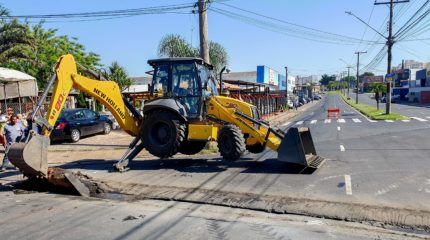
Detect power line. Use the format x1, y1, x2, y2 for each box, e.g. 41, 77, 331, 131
210, 5, 382, 45
0, 3, 196, 21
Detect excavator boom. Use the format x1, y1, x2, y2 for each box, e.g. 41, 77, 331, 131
8, 55, 142, 177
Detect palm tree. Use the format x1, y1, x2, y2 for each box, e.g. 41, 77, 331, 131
369, 83, 387, 110
158, 34, 197, 58
158, 34, 229, 76
0, 6, 34, 63
102, 61, 131, 91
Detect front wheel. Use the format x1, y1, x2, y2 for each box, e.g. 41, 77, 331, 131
142, 110, 186, 158
217, 125, 246, 161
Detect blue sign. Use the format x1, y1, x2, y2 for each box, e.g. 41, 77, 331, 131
385, 73, 394, 82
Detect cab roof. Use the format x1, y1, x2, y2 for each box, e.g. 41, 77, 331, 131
147, 57, 213, 70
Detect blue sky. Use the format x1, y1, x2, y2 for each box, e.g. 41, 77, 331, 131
2, 0, 430, 77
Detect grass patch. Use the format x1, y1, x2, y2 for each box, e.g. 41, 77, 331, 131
329, 91, 408, 121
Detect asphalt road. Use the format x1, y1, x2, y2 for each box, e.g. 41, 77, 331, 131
278, 93, 430, 208
0, 191, 424, 240
356, 92, 430, 119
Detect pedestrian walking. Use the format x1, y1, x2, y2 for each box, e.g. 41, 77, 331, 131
293, 99, 298, 111
1, 115, 25, 171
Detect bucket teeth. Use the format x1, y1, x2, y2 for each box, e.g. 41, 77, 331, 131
277, 127, 326, 169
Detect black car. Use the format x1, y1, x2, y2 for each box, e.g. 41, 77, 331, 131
51, 108, 113, 142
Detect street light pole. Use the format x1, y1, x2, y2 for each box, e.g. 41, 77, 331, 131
285, 66, 288, 100
355, 51, 366, 104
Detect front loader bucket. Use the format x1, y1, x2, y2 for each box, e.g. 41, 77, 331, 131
277, 127, 326, 169
8, 135, 49, 178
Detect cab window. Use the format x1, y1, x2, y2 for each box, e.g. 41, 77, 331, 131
172, 63, 200, 97
152, 65, 169, 96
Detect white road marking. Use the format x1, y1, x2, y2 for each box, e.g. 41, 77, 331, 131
375, 184, 398, 196
324, 119, 331, 123
412, 117, 428, 122
310, 120, 317, 124
281, 122, 291, 127
344, 175, 352, 195
352, 118, 361, 123
427, 117, 430, 119
402, 119, 410, 122
337, 118, 345, 123
368, 119, 377, 123
337, 126, 341, 131
340, 145, 345, 152
385, 120, 394, 122
295, 121, 304, 125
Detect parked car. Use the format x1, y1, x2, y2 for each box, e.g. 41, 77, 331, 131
313, 95, 321, 100
298, 97, 307, 105
287, 99, 294, 109
381, 95, 397, 103
50, 108, 113, 142
99, 111, 120, 130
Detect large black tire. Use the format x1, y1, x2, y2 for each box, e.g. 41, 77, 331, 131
246, 143, 265, 154
142, 110, 186, 158
179, 140, 207, 155
217, 125, 246, 161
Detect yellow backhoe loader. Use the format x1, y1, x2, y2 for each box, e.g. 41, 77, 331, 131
8, 54, 325, 179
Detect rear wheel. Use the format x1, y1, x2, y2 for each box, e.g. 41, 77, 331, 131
217, 125, 246, 161
179, 140, 207, 155
70, 129, 80, 143
246, 143, 265, 154
143, 110, 186, 158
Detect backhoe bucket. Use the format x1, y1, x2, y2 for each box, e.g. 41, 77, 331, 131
277, 127, 326, 169
8, 135, 49, 178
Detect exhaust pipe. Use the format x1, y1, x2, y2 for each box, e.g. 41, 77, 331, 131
277, 127, 326, 169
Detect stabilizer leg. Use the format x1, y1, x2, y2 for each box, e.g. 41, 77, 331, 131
113, 136, 145, 172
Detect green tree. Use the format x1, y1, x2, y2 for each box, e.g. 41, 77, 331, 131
368, 82, 387, 110
209, 42, 228, 75
158, 34, 229, 76
158, 34, 197, 58
360, 72, 375, 77
0, 18, 34, 63
102, 61, 132, 91
2, 22, 100, 89
320, 74, 336, 86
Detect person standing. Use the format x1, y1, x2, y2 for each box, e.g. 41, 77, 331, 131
1, 115, 25, 171
5, 107, 14, 123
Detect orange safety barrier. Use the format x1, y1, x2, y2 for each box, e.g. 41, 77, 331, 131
327, 108, 341, 119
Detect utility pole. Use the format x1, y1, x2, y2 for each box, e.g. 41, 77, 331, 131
198, 0, 210, 64
347, 66, 352, 98
355, 51, 366, 104
374, 0, 409, 114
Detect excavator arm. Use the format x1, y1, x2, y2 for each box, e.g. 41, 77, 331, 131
8, 54, 142, 177
44, 54, 141, 136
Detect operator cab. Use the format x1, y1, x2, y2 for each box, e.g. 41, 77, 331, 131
147, 58, 218, 120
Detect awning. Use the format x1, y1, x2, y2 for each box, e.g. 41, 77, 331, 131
0, 67, 38, 100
